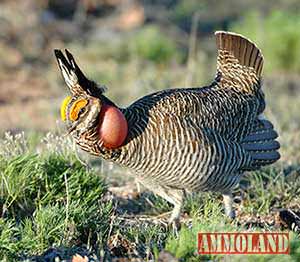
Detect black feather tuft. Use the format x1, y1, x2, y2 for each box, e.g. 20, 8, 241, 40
54, 49, 106, 97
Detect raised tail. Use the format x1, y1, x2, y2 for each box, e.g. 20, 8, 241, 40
213, 31, 264, 94
241, 118, 280, 169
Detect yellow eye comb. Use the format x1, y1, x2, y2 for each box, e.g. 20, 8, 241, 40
69, 98, 88, 121
60, 96, 71, 121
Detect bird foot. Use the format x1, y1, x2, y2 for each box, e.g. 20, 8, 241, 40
225, 208, 236, 219
223, 193, 236, 220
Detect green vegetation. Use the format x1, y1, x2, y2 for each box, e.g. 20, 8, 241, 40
131, 25, 180, 64
0, 134, 112, 260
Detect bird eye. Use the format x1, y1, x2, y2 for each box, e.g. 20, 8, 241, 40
79, 107, 86, 116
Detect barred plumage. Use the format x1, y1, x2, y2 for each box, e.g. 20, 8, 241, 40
54, 31, 280, 225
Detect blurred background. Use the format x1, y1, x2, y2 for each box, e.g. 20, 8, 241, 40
1, 0, 300, 162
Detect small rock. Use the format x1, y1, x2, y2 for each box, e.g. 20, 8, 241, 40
158, 250, 178, 262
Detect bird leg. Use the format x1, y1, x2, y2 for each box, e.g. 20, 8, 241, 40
137, 178, 185, 229
222, 192, 236, 219
162, 189, 185, 232
168, 200, 183, 232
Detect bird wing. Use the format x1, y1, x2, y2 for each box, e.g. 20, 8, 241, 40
213, 31, 263, 94
154, 115, 279, 190
153, 116, 252, 190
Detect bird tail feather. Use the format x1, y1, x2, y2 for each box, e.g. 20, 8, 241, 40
214, 31, 264, 93
241, 118, 280, 169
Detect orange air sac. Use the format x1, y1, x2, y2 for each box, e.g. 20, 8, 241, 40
98, 104, 128, 149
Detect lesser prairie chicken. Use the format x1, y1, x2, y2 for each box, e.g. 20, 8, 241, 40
55, 31, 280, 225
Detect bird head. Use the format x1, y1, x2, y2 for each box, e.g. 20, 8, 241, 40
60, 95, 102, 136
54, 49, 128, 149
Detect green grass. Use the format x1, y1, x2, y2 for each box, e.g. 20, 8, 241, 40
0, 134, 113, 260
0, 133, 299, 261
